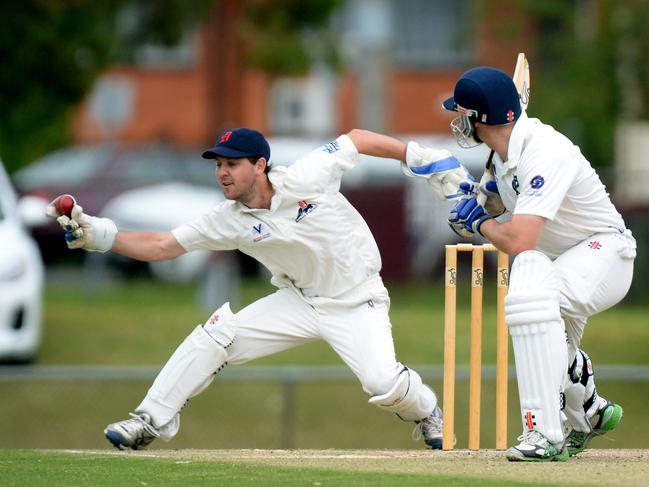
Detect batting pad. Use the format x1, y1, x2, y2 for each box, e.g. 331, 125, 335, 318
137, 324, 228, 438
563, 348, 606, 433
506, 250, 568, 444
368, 367, 438, 421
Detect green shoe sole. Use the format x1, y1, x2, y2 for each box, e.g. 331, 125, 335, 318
567, 403, 624, 457
567, 432, 588, 457
597, 403, 623, 433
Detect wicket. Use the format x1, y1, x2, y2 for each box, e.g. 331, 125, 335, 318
443, 243, 509, 450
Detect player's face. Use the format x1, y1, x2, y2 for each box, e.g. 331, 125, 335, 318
215, 157, 262, 202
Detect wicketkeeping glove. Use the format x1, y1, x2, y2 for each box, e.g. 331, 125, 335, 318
46, 199, 117, 252
402, 141, 476, 200
448, 195, 492, 238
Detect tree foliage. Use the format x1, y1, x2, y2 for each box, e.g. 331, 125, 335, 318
0, 0, 343, 173
0, 0, 212, 173
240, 0, 343, 75
518, 0, 649, 171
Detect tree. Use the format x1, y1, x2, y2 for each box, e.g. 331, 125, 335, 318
0, 0, 212, 173
518, 0, 649, 173
241, 0, 343, 75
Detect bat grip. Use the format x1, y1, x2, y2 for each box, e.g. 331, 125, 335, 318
476, 150, 495, 206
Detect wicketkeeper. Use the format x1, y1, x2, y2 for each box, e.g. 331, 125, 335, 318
47, 128, 473, 450
417, 66, 634, 461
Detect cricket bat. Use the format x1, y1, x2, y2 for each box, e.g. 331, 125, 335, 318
476, 53, 529, 205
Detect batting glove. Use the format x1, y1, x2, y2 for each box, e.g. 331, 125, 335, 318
448, 196, 492, 238
476, 168, 506, 217
402, 141, 475, 201
47, 200, 117, 252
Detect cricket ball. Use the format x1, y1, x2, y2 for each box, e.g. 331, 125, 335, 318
53, 194, 76, 217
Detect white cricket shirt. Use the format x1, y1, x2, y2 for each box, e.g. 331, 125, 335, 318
172, 135, 383, 300
492, 112, 627, 259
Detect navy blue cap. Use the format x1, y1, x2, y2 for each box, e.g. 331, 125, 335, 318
443, 67, 521, 125
202, 128, 271, 160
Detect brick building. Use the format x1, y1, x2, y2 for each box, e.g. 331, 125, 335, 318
71, 1, 535, 280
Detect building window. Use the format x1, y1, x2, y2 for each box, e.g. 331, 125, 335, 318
392, 0, 472, 68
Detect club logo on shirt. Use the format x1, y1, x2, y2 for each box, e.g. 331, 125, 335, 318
588, 241, 602, 250
252, 222, 271, 242
512, 175, 520, 195
530, 175, 545, 189
295, 200, 318, 222
321, 140, 340, 154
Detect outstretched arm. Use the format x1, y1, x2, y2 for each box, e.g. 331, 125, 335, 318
47, 196, 186, 261
345, 128, 474, 201
112, 231, 186, 262
346, 128, 407, 160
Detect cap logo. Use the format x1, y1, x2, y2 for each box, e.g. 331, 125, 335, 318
506, 110, 515, 123
219, 131, 233, 143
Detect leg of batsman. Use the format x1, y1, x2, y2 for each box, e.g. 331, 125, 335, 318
563, 345, 623, 456
104, 303, 236, 450
503, 251, 569, 462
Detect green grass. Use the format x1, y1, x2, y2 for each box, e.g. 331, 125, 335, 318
39, 276, 649, 365
0, 450, 561, 487
2, 274, 647, 451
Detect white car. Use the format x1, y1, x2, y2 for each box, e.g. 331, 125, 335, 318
0, 161, 45, 362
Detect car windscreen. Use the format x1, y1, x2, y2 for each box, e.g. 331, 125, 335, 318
108, 148, 214, 187
14, 146, 115, 190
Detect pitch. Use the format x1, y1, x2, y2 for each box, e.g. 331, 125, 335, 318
58, 448, 649, 486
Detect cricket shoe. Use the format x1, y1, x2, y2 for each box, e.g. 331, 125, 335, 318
104, 412, 160, 450
412, 405, 444, 449
505, 430, 569, 462
566, 401, 623, 457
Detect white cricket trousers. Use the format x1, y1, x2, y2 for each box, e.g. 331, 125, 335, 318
554, 230, 636, 358
228, 282, 403, 396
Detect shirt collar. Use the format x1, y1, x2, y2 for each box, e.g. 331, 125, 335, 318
503, 110, 530, 171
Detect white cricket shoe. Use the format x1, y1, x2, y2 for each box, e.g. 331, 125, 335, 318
506, 430, 569, 462
104, 412, 160, 450
412, 405, 443, 449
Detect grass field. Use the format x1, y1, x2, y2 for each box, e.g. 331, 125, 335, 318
38, 273, 649, 366
2, 271, 648, 457
3, 449, 649, 487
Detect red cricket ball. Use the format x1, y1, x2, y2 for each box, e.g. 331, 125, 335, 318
53, 194, 76, 217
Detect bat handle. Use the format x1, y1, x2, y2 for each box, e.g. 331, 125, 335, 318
476, 151, 495, 206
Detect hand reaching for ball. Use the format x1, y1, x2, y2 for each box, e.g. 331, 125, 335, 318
45, 194, 117, 252
46, 194, 76, 218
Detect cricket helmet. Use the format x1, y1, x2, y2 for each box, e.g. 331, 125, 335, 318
443, 67, 521, 126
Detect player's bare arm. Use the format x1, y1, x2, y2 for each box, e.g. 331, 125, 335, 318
112, 231, 186, 262
345, 129, 475, 201
45, 195, 186, 260
479, 214, 546, 256
345, 128, 406, 160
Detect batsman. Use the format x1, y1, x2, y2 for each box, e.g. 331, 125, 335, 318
47, 128, 474, 450
436, 66, 635, 461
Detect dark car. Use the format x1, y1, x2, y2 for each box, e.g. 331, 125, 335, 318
13, 143, 215, 261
